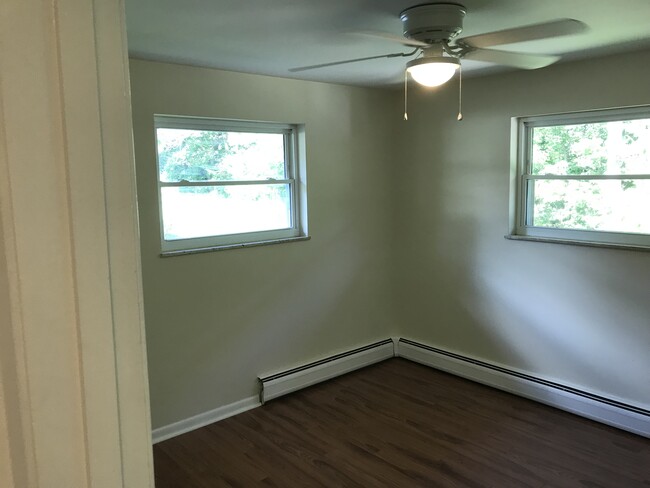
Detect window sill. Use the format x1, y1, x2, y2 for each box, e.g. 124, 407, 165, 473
161, 235, 311, 257
504, 234, 650, 252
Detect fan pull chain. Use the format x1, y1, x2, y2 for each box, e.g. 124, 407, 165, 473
457, 64, 463, 121
403, 69, 409, 121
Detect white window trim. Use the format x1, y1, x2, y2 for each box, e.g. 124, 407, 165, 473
510, 105, 650, 250
154, 115, 305, 253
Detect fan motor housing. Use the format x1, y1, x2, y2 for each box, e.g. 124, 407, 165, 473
400, 3, 466, 43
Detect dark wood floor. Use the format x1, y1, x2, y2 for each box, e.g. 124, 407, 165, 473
153, 358, 650, 487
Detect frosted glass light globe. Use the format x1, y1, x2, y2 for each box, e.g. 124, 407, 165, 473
406, 57, 460, 87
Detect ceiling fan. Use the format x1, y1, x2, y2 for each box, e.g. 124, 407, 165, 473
290, 3, 587, 89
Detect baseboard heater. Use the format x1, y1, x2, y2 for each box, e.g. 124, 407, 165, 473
155, 337, 648, 443
258, 339, 395, 404
398, 338, 650, 438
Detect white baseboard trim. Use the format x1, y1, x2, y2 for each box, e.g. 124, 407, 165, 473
259, 339, 394, 403
398, 338, 650, 438
152, 395, 261, 444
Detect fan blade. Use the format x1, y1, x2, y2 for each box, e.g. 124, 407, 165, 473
289, 51, 416, 73
463, 48, 560, 69
354, 30, 430, 48
458, 19, 587, 48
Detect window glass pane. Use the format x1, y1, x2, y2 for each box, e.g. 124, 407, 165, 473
161, 184, 291, 240
156, 128, 286, 182
529, 179, 650, 234
531, 119, 650, 176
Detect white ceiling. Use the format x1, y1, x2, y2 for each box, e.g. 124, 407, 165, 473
125, 0, 650, 87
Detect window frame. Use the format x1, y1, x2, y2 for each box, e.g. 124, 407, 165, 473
511, 105, 650, 249
154, 115, 304, 253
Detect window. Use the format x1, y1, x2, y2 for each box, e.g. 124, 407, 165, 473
511, 106, 650, 248
154, 116, 305, 253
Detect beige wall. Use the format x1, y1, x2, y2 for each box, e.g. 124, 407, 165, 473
395, 49, 650, 409
129, 59, 398, 428
132, 50, 650, 430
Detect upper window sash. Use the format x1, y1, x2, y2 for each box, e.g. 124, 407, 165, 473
154, 114, 294, 134
520, 105, 650, 130
159, 179, 294, 187
520, 106, 650, 177
155, 116, 296, 185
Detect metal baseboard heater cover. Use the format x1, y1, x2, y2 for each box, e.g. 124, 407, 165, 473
258, 339, 395, 404
398, 338, 650, 438
154, 337, 648, 443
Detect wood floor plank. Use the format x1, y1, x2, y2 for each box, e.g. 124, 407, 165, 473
153, 358, 650, 487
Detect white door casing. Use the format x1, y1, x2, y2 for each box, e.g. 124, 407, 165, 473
0, 0, 153, 486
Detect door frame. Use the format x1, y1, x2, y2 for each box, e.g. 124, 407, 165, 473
0, 0, 153, 485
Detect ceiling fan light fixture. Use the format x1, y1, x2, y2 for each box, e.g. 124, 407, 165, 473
406, 56, 460, 87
